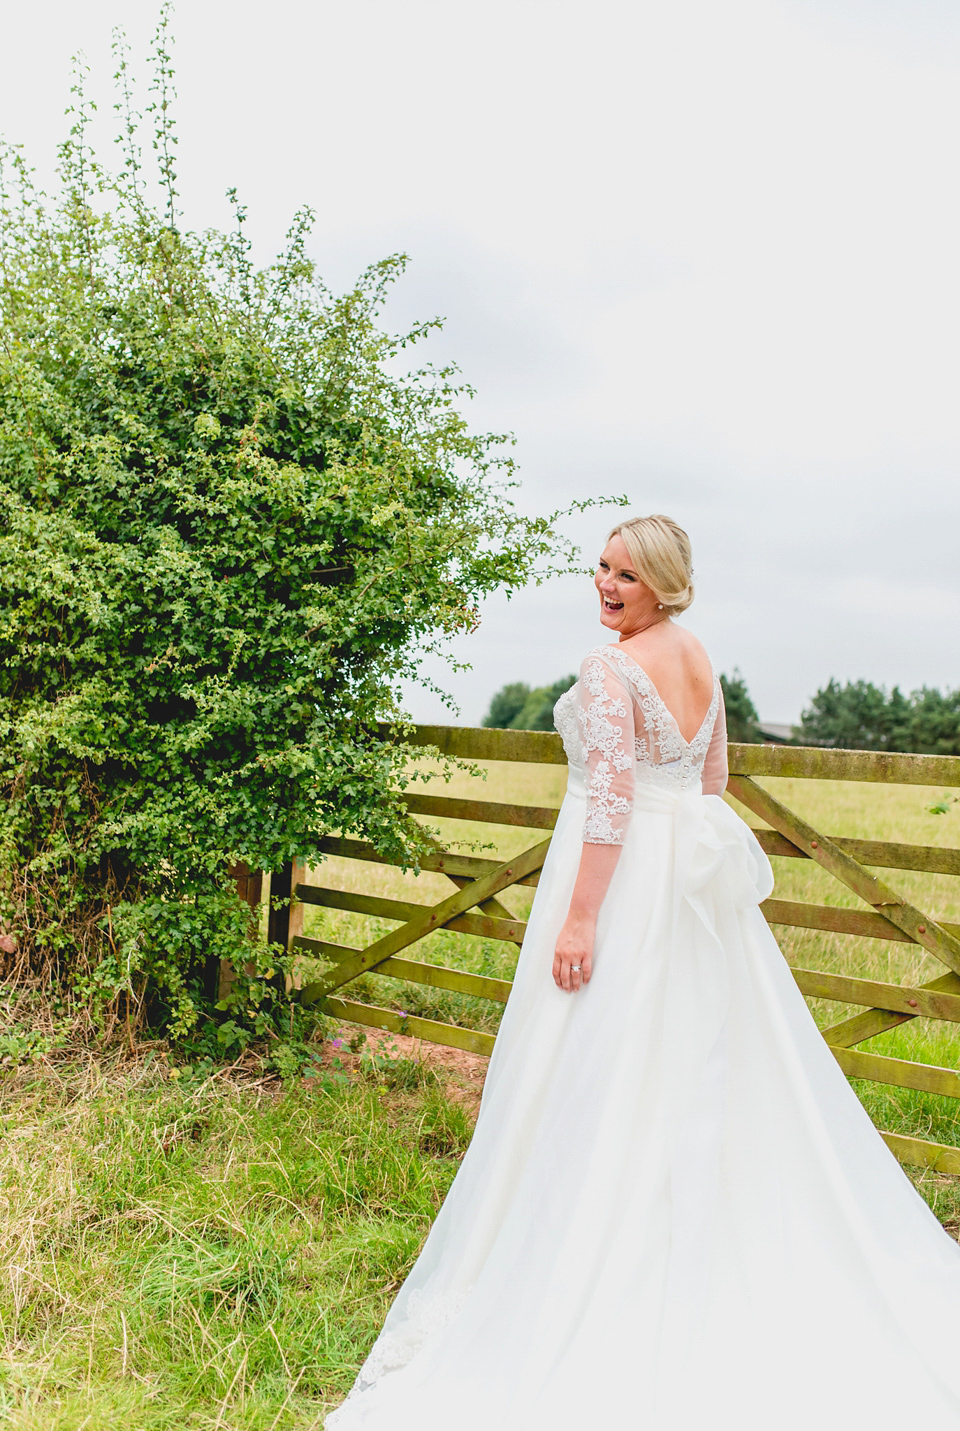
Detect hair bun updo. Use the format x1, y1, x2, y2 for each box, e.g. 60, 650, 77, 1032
608, 514, 694, 615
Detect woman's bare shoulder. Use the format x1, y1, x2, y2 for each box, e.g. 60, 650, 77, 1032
623, 623, 712, 677
620, 626, 718, 704
671, 625, 714, 676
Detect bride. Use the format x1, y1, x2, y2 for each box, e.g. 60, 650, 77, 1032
327, 514, 960, 1429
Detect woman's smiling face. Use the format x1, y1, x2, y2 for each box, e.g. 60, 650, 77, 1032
594, 534, 659, 634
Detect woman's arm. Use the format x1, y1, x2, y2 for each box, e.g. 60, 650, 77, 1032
553, 843, 621, 992
553, 652, 635, 993
701, 685, 728, 796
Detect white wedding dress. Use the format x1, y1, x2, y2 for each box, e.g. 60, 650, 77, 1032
327, 644, 960, 1430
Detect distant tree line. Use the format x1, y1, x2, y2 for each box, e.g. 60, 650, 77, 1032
794, 680, 960, 755
719, 671, 765, 743
483, 670, 960, 755
482, 676, 577, 731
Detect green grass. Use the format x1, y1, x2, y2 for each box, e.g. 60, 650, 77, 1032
0, 1058, 472, 1428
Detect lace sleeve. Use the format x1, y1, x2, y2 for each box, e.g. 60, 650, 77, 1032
701, 684, 728, 795
577, 653, 635, 844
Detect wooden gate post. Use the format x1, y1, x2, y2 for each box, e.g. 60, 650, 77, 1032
218, 860, 265, 1003
268, 858, 306, 991
267, 861, 293, 950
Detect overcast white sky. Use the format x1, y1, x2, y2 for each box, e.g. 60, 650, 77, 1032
3, 0, 959, 724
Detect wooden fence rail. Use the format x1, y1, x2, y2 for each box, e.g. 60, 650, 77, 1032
263, 733, 960, 1176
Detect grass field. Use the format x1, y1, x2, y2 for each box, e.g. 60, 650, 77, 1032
0, 1054, 472, 1429
3, 761, 959, 1427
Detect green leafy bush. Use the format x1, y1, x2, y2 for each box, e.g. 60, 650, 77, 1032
0, 16, 578, 1037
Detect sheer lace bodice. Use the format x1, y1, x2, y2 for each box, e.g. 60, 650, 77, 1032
553, 644, 727, 843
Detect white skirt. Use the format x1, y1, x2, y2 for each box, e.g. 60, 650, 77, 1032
327, 770, 960, 1429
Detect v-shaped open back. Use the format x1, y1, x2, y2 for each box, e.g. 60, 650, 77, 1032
551, 644, 730, 845
605, 645, 718, 747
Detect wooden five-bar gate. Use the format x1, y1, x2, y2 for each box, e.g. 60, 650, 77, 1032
265, 729, 960, 1176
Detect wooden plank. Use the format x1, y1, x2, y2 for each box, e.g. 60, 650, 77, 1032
828, 1043, 960, 1100
311, 838, 541, 888
380, 726, 960, 784
386, 725, 960, 781
295, 885, 527, 943
319, 995, 496, 1056
754, 829, 960, 877
302, 946, 960, 1024
761, 898, 960, 945
729, 775, 960, 976
727, 743, 960, 787
818, 973, 960, 1049
816, 836, 960, 877
385, 723, 568, 765
308, 841, 531, 927
295, 937, 512, 1001
824, 1006, 912, 1046
444, 911, 528, 942
374, 956, 512, 1003
880, 1131, 960, 1175
393, 728, 960, 782
444, 874, 522, 940
300, 838, 551, 1002
301, 885, 959, 950
220, 861, 266, 1002
229, 861, 263, 915
283, 858, 308, 990
298, 886, 431, 919
293, 936, 358, 962
295, 936, 512, 1002
791, 966, 960, 1022
762, 897, 910, 942
314, 838, 492, 878
402, 793, 561, 830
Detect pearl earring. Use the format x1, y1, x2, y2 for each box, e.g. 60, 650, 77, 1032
657, 603, 663, 610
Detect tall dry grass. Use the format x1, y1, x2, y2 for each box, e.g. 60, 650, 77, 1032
0, 1055, 472, 1428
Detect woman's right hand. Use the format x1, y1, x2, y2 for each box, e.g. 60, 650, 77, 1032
553, 915, 595, 993
551, 843, 621, 993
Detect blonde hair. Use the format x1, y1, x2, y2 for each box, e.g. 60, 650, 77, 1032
608, 514, 694, 615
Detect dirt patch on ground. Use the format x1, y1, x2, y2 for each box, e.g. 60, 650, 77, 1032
316, 1024, 490, 1112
